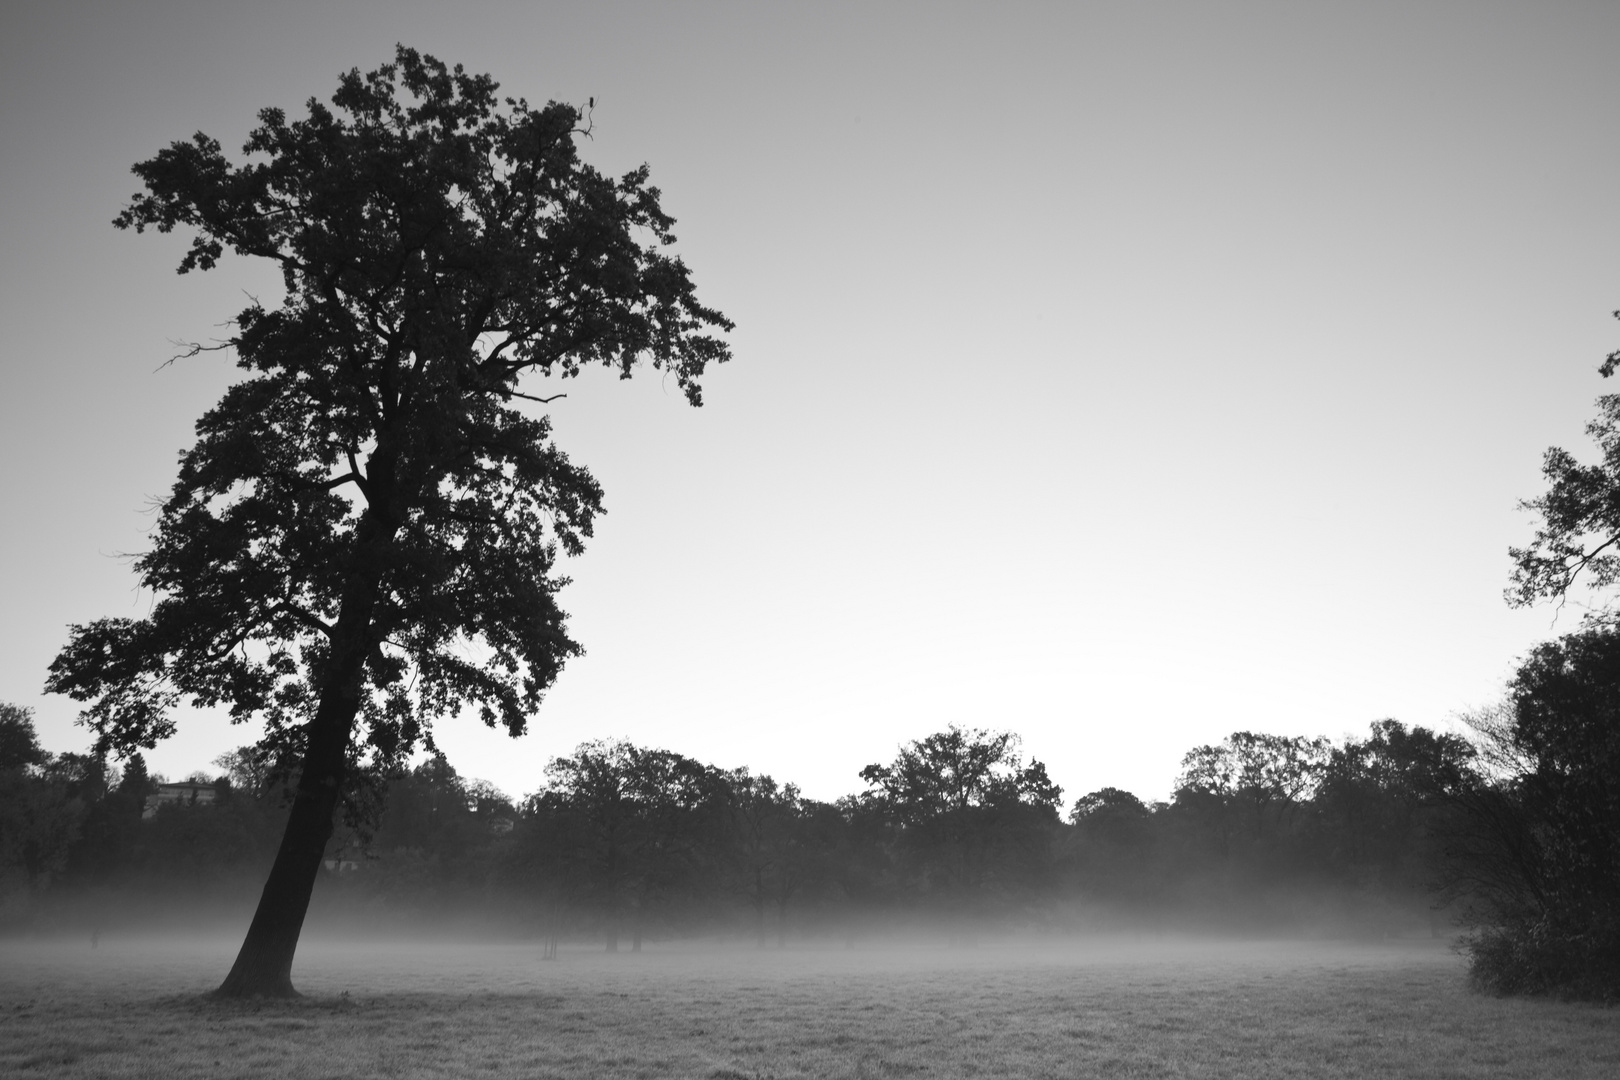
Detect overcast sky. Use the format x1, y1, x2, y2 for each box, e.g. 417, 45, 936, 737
4, 1, 1619, 806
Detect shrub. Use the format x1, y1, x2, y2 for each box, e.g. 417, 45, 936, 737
1464, 912, 1620, 1002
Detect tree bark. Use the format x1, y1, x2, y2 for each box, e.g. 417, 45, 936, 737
754, 868, 766, 948
214, 685, 359, 997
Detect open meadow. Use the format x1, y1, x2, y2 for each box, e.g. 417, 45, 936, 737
1, 935, 1616, 1079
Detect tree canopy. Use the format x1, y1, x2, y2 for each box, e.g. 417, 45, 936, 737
49, 47, 730, 765
858, 726, 1061, 824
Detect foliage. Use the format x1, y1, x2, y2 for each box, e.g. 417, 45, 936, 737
523, 739, 719, 948
1508, 393, 1620, 608
1175, 731, 1331, 841
859, 726, 1062, 823
1509, 629, 1620, 900
0, 704, 49, 772
1473, 357, 1620, 998
713, 769, 807, 944
1466, 914, 1620, 1002
1447, 629, 1620, 999
858, 726, 1063, 908
0, 706, 89, 910
1063, 788, 1158, 912
1313, 720, 1473, 887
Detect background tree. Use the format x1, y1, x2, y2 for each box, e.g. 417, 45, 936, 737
5, 719, 1478, 942
511, 786, 587, 957
1471, 352, 1620, 998
0, 705, 85, 915
532, 740, 646, 951
43, 47, 731, 996
1449, 629, 1620, 998
212, 746, 277, 801
617, 745, 717, 950
716, 768, 807, 946
0, 704, 49, 774
529, 739, 716, 950
1175, 731, 1330, 845
859, 726, 1063, 916
1064, 787, 1159, 917
1163, 732, 1341, 928
1313, 720, 1472, 894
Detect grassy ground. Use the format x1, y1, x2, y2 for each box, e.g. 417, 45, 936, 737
1, 935, 1615, 1079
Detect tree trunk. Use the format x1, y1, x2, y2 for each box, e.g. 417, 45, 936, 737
754, 868, 766, 948
215, 686, 359, 997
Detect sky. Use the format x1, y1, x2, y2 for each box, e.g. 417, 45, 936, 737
3, 1, 1619, 807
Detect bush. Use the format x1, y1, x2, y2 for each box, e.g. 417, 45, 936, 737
1464, 913, 1620, 1002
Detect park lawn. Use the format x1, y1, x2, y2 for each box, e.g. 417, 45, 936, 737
0, 936, 1615, 1079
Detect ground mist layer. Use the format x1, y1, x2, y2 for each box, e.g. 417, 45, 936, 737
2, 937, 1616, 1079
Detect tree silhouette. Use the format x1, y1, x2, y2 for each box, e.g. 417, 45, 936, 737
1175, 732, 1331, 847
1475, 337, 1620, 997
44, 47, 731, 996
1454, 629, 1620, 997
860, 726, 1062, 909
717, 769, 808, 946
0, 705, 85, 901
536, 740, 718, 950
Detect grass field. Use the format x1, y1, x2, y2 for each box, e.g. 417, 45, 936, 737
1, 934, 1615, 1078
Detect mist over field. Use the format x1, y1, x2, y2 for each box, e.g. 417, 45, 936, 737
8, 933, 1620, 1079
22, 888, 1449, 955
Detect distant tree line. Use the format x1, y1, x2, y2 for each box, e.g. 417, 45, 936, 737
8, 702, 1544, 950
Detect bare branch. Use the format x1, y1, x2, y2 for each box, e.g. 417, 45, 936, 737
159, 339, 233, 371
1555, 531, 1620, 597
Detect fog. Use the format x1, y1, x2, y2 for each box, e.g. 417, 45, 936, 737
4, 923, 1459, 1003
18, 879, 1455, 960
8, 923, 1574, 1080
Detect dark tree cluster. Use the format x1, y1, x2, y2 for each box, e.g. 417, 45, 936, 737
3, 715, 1482, 948
1461, 333, 1620, 1002
1066, 725, 1475, 936
0, 706, 288, 930
1441, 628, 1620, 1000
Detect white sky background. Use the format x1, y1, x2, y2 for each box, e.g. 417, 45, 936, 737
3, 1, 1619, 806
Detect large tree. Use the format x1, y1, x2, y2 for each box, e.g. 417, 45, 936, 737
1459, 327, 1620, 998
1446, 628, 1620, 998
44, 48, 731, 996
